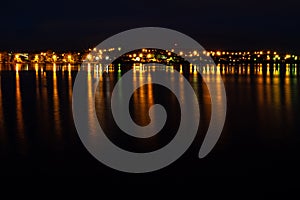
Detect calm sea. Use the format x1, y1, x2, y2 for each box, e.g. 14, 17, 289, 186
0, 63, 299, 186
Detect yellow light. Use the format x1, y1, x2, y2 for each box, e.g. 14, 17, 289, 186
147, 54, 152, 58
53, 63, 56, 72
133, 54, 136, 57
216, 51, 221, 56
168, 52, 172, 56
87, 54, 92, 60
274, 52, 277, 55
285, 54, 291, 60
193, 51, 198, 56
52, 55, 57, 62
260, 51, 263, 55
179, 51, 183, 56
267, 51, 270, 54
139, 53, 143, 57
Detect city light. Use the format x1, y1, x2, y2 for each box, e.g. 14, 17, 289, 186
87, 54, 92, 60
0, 49, 299, 65
285, 54, 291, 60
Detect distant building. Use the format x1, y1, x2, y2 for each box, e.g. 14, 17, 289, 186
0, 52, 10, 63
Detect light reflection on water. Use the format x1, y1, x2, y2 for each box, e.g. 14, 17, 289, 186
15, 64, 28, 155
0, 63, 299, 128
0, 63, 299, 176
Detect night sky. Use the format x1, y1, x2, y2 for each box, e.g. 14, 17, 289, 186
1, 0, 299, 53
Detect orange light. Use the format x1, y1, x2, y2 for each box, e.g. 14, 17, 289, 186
52, 55, 57, 62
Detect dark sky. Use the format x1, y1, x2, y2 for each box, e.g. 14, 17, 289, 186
1, 0, 299, 53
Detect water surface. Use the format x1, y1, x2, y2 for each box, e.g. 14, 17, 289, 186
0, 63, 299, 184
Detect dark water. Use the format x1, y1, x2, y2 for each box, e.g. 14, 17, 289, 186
0, 63, 300, 187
